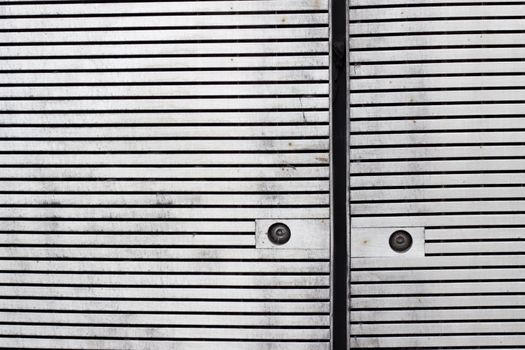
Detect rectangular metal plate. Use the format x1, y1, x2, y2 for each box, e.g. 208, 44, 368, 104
350, 227, 424, 258
256, 219, 330, 250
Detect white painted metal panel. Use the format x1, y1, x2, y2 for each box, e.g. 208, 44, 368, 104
0, 0, 331, 348
349, 1, 525, 348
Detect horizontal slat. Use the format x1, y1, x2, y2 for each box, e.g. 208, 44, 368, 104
0, 207, 330, 219
0, 220, 255, 232
0, 325, 329, 340
351, 201, 525, 215
350, 19, 525, 35
351, 62, 525, 76
0, 125, 327, 138
352, 146, 525, 160
352, 295, 525, 309
0, 261, 328, 273
0, 56, 329, 71
352, 187, 525, 201
15, 329, 314, 342
0, 42, 329, 57
352, 309, 525, 322
0, 300, 329, 314
0, 1, 328, 15
351, 90, 525, 104
0, 273, 329, 286
0, 234, 257, 247
426, 242, 525, 254
350, 104, 525, 119
0, 166, 329, 179
350, 34, 525, 49
0, 286, 329, 300
0, 84, 328, 97
351, 256, 525, 269
352, 132, 525, 145
352, 215, 525, 228
0, 112, 329, 125
0, 28, 328, 42
351, 6, 525, 20
351, 75, 525, 90
0, 97, 328, 111
350, 335, 525, 348
351, 268, 525, 282
0, 153, 329, 165
0, 312, 329, 327
0, 70, 328, 84
351, 0, 525, 5
0, 339, 330, 350
350, 173, 525, 187
0, 13, 328, 30
0, 140, 328, 152
426, 228, 525, 240
350, 48, 525, 63
0, 247, 330, 259
0, 193, 328, 205
351, 159, 525, 173
352, 282, 525, 295
351, 118, 525, 132
0, 180, 329, 192
352, 322, 525, 335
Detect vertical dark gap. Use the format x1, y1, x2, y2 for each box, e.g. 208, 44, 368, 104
331, 0, 348, 348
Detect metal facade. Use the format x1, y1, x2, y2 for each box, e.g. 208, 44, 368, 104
349, 1, 525, 348
0, 1, 332, 348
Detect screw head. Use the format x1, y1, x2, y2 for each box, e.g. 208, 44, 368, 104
389, 230, 413, 253
267, 223, 291, 245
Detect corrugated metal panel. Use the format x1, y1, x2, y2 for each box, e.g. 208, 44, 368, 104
349, 1, 525, 348
0, 1, 331, 348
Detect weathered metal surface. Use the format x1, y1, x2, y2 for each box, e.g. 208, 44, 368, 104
0, 0, 331, 348
349, 1, 525, 348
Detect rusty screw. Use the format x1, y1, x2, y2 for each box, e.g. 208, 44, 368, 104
389, 230, 413, 253
267, 223, 291, 245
